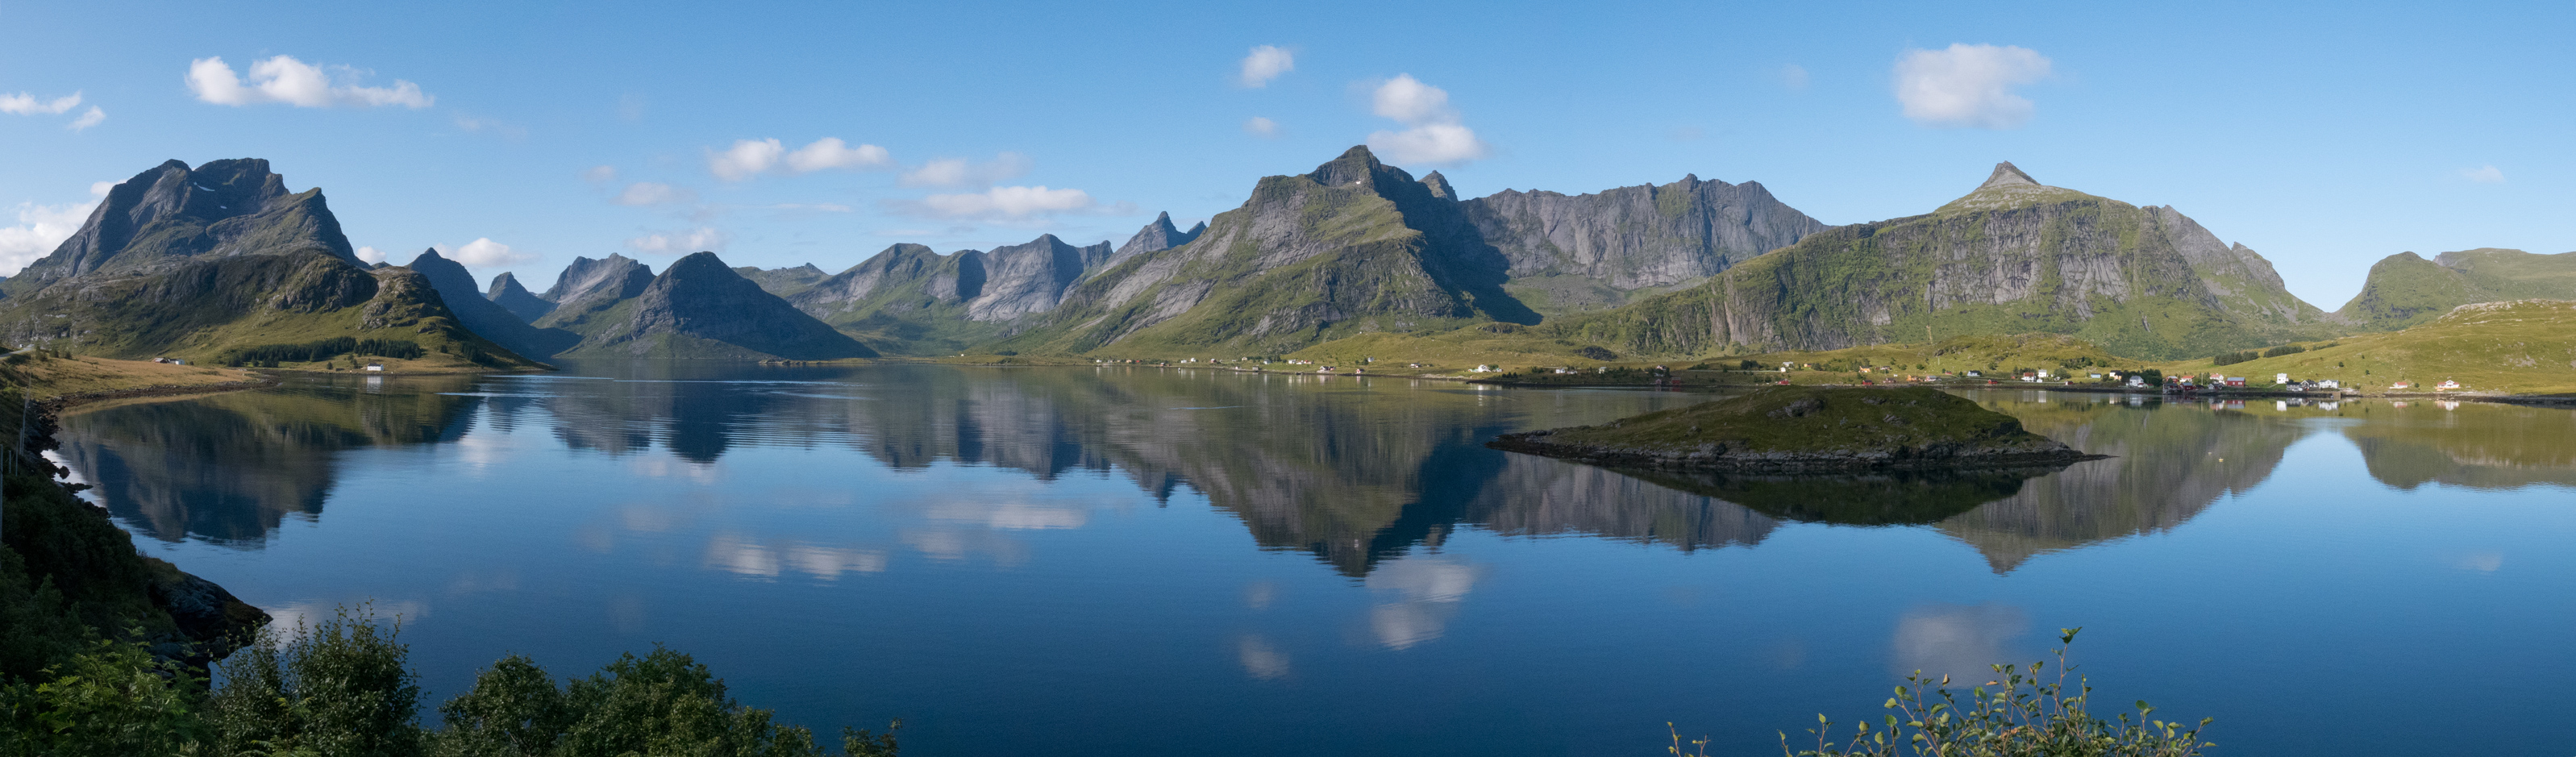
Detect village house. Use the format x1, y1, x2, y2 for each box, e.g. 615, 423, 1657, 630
2437, 380, 2462, 390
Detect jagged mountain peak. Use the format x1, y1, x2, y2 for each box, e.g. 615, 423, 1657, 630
1305, 144, 1413, 189
1114, 211, 1205, 260
1421, 171, 1457, 199
560, 250, 876, 360
1979, 161, 2040, 189
7, 157, 356, 289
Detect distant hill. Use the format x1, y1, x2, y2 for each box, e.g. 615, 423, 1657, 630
555, 252, 878, 360
735, 263, 828, 298
484, 272, 555, 322
780, 233, 1121, 356
0, 159, 538, 370
531, 253, 654, 335
1530, 162, 2334, 360
2333, 248, 2576, 331
407, 249, 577, 360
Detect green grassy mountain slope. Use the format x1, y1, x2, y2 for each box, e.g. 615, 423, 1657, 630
1527, 162, 2334, 360
734, 263, 828, 298
2333, 247, 2576, 331
556, 252, 878, 360
0, 159, 537, 370
2160, 298, 2576, 394
989, 145, 1538, 356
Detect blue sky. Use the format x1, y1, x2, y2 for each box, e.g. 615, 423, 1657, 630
2, 1, 2566, 308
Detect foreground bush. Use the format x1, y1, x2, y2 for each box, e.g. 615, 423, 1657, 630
1770, 629, 2212, 757
1, 604, 897, 756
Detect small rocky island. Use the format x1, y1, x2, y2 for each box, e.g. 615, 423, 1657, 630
1488, 386, 2097, 472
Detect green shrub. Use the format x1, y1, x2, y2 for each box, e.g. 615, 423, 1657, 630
1773, 629, 2210, 757
2211, 351, 2258, 366
219, 337, 427, 367
2262, 344, 2305, 358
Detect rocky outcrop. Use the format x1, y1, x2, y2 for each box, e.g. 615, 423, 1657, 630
485, 271, 555, 322
557, 252, 877, 360
406, 249, 575, 359
1542, 163, 2336, 360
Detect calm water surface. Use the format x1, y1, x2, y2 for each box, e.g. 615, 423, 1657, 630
52, 364, 2576, 755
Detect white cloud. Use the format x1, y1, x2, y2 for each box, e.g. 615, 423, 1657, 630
187, 55, 433, 109
0, 91, 81, 114
708, 138, 784, 181
910, 185, 1094, 218
784, 137, 892, 173
1782, 64, 1810, 90
613, 181, 696, 206
436, 238, 537, 268
1238, 45, 1295, 88
1892, 44, 2052, 129
711, 137, 893, 181
1363, 74, 1491, 166
625, 227, 729, 254
1364, 556, 1487, 650
65, 106, 104, 131
88, 181, 114, 198
2462, 164, 2505, 183
899, 152, 1032, 189
0, 200, 96, 276
583, 165, 618, 184
355, 246, 387, 264
1242, 116, 1280, 137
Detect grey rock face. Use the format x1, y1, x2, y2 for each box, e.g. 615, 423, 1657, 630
406, 249, 577, 359
6, 158, 358, 295
533, 254, 655, 331
485, 272, 556, 322
965, 234, 1113, 321
1457, 173, 1829, 291
789, 243, 984, 318
561, 252, 876, 360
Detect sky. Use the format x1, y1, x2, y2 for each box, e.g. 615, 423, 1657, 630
2, 1, 2567, 308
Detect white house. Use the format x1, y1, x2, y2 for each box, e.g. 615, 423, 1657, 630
364, 363, 385, 372
2437, 380, 2463, 390
1472, 364, 1497, 372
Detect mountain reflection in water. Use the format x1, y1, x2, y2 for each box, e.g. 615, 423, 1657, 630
54, 365, 2576, 574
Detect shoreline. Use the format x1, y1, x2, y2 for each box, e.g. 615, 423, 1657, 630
37, 376, 281, 412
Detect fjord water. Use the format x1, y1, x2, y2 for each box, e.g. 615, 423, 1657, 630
53, 365, 2576, 755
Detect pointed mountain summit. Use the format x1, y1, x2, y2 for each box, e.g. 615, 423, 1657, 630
406, 249, 578, 359
988, 144, 1537, 355
557, 252, 876, 360
1542, 162, 2333, 360
0, 159, 535, 368
1938, 160, 2097, 214
485, 272, 555, 322
1979, 161, 2039, 189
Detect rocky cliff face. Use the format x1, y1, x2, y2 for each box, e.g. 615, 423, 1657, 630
1543, 163, 2334, 360
964, 235, 1113, 321
557, 252, 877, 360
2333, 247, 2576, 331
993, 145, 1536, 356
406, 249, 576, 359
0, 159, 526, 366
1459, 173, 1828, 306
484, 271, 555, 322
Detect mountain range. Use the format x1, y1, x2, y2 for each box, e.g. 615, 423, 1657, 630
11, 151, 2567, 368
